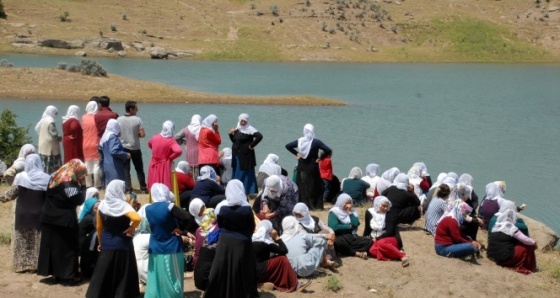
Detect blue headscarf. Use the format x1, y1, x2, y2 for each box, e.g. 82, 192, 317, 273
78, 197, 100, 222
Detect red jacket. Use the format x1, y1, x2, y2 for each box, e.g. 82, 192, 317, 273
319, 157, 333, 181
434, 216, 471, 246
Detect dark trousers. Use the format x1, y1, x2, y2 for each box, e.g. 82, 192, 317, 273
124, 148, 147, 191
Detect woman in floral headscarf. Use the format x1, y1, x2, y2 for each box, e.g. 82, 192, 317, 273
229, 113, 263, 195
434, 200, 482, 258
36, 105, 62, 173
37, 159, 87, 285
147, 120, 182, 190
62, 105, 84, 163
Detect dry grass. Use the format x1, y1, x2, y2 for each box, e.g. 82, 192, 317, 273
0, 68, 345, 105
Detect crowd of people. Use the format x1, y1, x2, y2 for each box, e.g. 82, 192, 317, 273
0, 98, 539, 297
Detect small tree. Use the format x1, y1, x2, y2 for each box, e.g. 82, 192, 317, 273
0, 0, 7, 19
0, 109, 33, 165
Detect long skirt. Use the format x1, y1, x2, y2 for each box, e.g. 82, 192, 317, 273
498, 243, 537, 275
296, 161, 323, 210
368, 237, 404, 261
145, 253, 184, 298
40, 154, 62, 175
333, 233, 373, 257
257, 256, 298, 292
204, 236, 258, 298
85, 250, 140, 298
37, 223, 79, 280
12, 227, 41, 273
194, 246, 216, 291
233, 165, 258, 195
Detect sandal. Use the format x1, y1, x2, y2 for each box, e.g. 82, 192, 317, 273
356, 252, 368, 260
401, 258, 409, 268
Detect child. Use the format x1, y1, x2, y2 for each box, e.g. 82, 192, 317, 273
319, 151, 333, 204
219, 147, 233, 186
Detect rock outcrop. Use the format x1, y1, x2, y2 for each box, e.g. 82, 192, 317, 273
517, 214, 559, 251
149, 47, 168, 59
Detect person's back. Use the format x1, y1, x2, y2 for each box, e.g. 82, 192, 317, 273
94, 96, 118, 138
118, 115, 142, 151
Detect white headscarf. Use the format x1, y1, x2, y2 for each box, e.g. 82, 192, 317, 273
98, 180, 135, 217
441, 176, 457, 188
188, 198, 206, 225
449, 182, 473, 201
85, 187, 99, 199
221, 147, 232, 160
297, 123, 315, 159
365, 163, 379, 178
35, 105, 57, 134
413, 162, 429, 177
13, 154, 50, 191
62, 105, 81, 124
446, 172, 459, 182
430, 172, 447, 190
160, 120, 175, 138
376, 167, 400, 194
329, 193, 357, 224
175, 161, 191, 174
11, 144, 36, 171
252, 220, 274, 243
407, 165, 422, 179
85, 101, 98, 114
201, 114, 218, 131
348, 167, 362, 179
236, 113, 258, 135
258, 154, 281, 176
187, 114, 202, 140
215, 179, 250, 215
280, 216, 300, 242
392, 173, 409, 191
491, 209, 518, 236
197, 165, 218, 181
293, 202, 315, 231
437, 199, 472, 226
99, 119, 120, 146
485, 181, 505, 201
458, 173, 473, 186
151, 183, 174, 210
368, 196, 391, 237
263, 175, 283, 199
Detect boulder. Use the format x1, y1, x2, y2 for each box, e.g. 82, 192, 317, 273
118, 51, 126, 57
517, 214, 559, 252
12, 38, 33, 44
39, 39, 71, 49
99, 39, 124, 51
68, 40, 85, 49
130, 41, 145, 51
149, 47, 168, 59
75, 51, 87, 57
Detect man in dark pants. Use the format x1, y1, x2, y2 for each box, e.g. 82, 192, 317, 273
117, 101, 148, 193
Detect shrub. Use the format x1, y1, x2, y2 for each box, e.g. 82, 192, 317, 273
279, 16, 283, 23
256, 10, 264, 16
59, 11, 69, 22
122, 13, 127, 21
0, 0, 7, 19
325, 275, 342, 292
322, 22, 328, 31
0, 232, 10, 245
250, 2, 256, 10
57, 62, 67, 70
271, 5, 279, 16
306, 0, 311, 7
110, 24, 117, 32
0, 109, 32, 166
0, 58, 13, 67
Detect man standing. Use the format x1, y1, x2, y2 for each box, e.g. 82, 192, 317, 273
117, 100, 148, 193
94, 95, 119, 138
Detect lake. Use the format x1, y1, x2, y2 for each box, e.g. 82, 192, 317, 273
1, 53, 559, 234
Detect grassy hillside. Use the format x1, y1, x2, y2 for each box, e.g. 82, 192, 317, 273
0, 0, 559, 62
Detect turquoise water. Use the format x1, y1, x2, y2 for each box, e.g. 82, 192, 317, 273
1, 53, 559, 234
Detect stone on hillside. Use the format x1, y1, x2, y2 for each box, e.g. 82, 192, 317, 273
68, 40, 85, 49
12, 38, 33, 44
39, 39, 71, 49
517, 214, 559, 252
75, 51, 87, 57
549, 6, 559, 12
118, 51, 126, 57
99, 39, 124, 51
130, 41, 145, 51
149, 47, 168, 59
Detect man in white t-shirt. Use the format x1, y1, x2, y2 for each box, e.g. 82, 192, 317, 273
117, 101, 148, 193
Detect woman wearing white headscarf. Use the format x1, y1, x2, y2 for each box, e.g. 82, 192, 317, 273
487, 199, 529, 241
450, 180, 482, 241
375, 167, 400, 197
219, 147, 233, 185
99, 119, 130, 186
228, 113, 263, 195
144, 183, 194, 298
257, 153, 282, 190
197, 114, 222, 176
364, 196, 409, 266
407, 164, 429, 207
480, 181, 525, 230
487, 209, 537, 274
62, 105, 84, 163
205, 180, 258, 298
86, 180, 141, 297
257, 174, 299, 234
423, 184, 451, 236
0, 154, 50, 273
382, 173, 421, 226
2, 143, 36, 185
190, 165, 225, 208
281, 216, 326, 278
341, 167, 370, 206
286, 123, 332, 211
175, 114, 202, 177
434, 200, 482, 258
175, 161, 196, 208
361, 163, 380, 203
147, 120, 182, 190
423, 172, 448, 213
82, 100, 101, 188
327, 193, 372, 259
36, 105, 62, 174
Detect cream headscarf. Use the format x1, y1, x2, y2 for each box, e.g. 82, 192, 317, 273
221, 147, 232, 160
329, 193, 357, 224
491, 209, 518, 236
280, 216, 300, 242
175, 161, 191, 174
365, 163, 379, 178
99, 119, 120, 146
293, 202, 315, 231
252, 220, 274, 244
98, 180, 135, 217
62, 105, 81, 124
188, 198, 206, 225
258, 154, 281, 176
151, 183, 174, 211
13, 154, 50, 191
236, 113, 258, 135
35, 105, 58, 134
368, 196, 391, 238
348, 167, 362, 179
297, 123, 315, 159
449, 182, 473, 201
201, 114, 218, 131
392, 173, 409, 191
85, 101, 98, 114
11, 144, 36, 171
215, 179, 250, 215
160, 120, 175, 138
263, 175, 283, 199
187, 114, 202, 140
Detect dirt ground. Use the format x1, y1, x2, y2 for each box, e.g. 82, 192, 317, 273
1, 190, 560, 298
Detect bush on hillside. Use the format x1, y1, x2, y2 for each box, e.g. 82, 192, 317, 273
0, 0, 7, 19
59, 11, 70, 22
56, 59, 108, 77
0, 109, 32, 166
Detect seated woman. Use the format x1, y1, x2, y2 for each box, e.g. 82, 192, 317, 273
341, 167, 370, 206
423, 172, 447, 213
252, 220, 311, 292
374, 167, 400, 197
457, 174, 482, 241
190, 166, 225, 208
281, 216, 326, 277
488, 199, 529, 240
423, 184, 451, 236
487, 209, 537, 274
257, 153, 282, 190
480, 181, 507, 230
256, 174, 298, 234
364, 196, 409, 267
361, 163, 380, 204
434, 200, 482, 258
382, 173, 421, 225
406, 164, 430, 207
175, 161, 196, 208
219, 147, 233, 186
188, 198, 220, 291
292, 203, 339, 269
328, 193, 372, 260
449, 182, 483, 241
